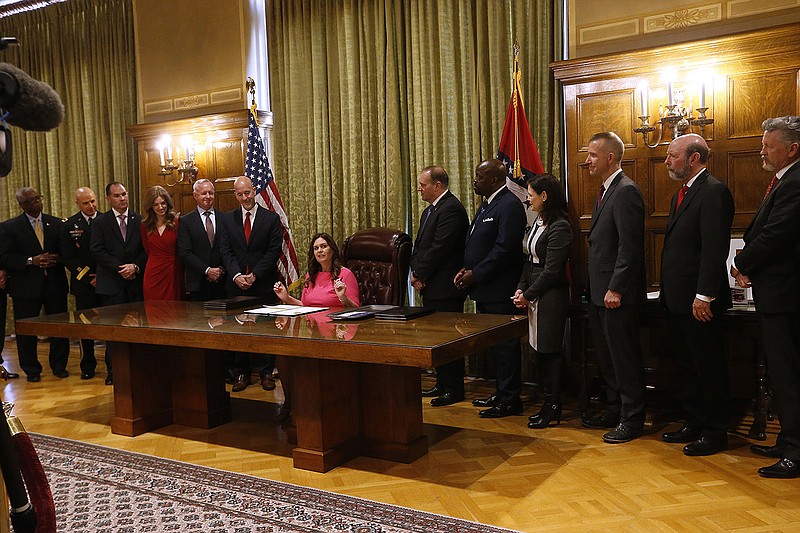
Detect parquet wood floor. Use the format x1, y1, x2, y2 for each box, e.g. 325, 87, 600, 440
2, 339, 799, 532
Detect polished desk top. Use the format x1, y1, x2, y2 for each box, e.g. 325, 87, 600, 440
16, 301, 527, 368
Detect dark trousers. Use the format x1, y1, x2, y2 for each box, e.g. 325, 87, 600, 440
187, 281, 226, 303
0, 290, 6, 363
588, 304, 646, 428
74, 289, 101, 376
422, 295, 466, 396
667, 312, 729, 436
760, 312, 800, 461
12, 294, 69, 377
99, 283, 143, 375
476, 299, 522, 405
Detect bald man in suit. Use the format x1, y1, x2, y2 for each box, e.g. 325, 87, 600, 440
660, 134, 734, 456
219, 176, 283, 391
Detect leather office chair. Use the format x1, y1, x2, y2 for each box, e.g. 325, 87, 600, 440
341, 227, 412, 306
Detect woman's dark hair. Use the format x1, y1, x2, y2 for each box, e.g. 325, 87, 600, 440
142, 185, 177, 233
527, 173, 569, 225
306, 232, 343, 286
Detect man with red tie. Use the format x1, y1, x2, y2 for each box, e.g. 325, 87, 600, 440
219, 176, 283, 392
660, 134, 734, 456
732, 115, 800, 478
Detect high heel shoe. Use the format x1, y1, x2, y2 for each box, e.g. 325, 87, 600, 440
527, 401, 561, 429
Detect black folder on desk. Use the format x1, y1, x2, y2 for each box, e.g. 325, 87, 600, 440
327, 304, 397, 320
373, 306, 434, 320
203, 296, 269, 311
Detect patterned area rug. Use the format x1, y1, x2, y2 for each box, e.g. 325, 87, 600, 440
31, 433, 517, 532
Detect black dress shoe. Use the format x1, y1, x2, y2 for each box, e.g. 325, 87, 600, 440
683, 436, 728, 456
53, 370, 69, 378
603, 423, 642, 443
527, 402, 562, 429
751, 443, 783, 459
105, 375, 113, 385
0, 366, 19, 379
260, 374, 276, 391
430, 392, 464, 407
26, 374, 41, 383
662, 426, 702, 443
758, 458, 800, 479
421, 386, 442, 397
231, 374, 250, 392
479, 403, 523, 418
472, 394, 499, 408
80, 372, 95, 380
582, 412, 620, 429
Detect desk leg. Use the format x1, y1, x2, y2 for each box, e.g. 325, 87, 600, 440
110, 342, 173, 436
171, 348, 231, 429
358, 364, 427, 463
291, 358, 361, 472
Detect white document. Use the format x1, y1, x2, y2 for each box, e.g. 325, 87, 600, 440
243, 305, 328, 316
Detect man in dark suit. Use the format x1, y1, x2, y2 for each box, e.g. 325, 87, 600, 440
60, 187, 101, 380
0, 187, 69, 382
177, 179, 226, 302
219, 176, 283, 392
456, 158, 526, 418
90, 181, 146, 385
583, 131, 646, 444
660, 134, 734, 456
732, 115, 800, 478
410, 166, 469, 406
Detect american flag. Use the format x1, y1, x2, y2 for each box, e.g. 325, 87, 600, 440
245, 112, 300, 288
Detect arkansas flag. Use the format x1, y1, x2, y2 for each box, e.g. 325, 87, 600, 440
497, 48, 545, 202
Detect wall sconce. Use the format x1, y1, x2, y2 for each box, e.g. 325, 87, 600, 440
635, 78, 714, 148
155, 134, 199, 186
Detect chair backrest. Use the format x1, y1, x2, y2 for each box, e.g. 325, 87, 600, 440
341, 227, 412, 306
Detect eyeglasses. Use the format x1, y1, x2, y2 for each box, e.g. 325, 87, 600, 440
20, 195, 42, 204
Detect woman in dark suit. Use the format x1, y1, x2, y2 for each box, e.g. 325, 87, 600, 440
512, 174, 573, 429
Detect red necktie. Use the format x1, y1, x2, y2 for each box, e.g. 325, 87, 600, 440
244, 211, 251, 243
596, 184, 605, 208
763, 175, 779, 199
676, 184, 689, 209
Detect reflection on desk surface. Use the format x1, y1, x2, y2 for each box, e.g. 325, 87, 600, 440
18, 301, 526, 348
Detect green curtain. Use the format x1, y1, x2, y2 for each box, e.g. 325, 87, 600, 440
0, 0, 137, 221
267, 0, 561, 251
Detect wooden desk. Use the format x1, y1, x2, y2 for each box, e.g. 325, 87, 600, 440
17, 301, 526, 472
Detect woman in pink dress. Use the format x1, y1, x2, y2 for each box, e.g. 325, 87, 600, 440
141, 186, 182, 301
272, 232, 361, 421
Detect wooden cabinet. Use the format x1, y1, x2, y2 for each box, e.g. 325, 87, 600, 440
126, 109, 270, 214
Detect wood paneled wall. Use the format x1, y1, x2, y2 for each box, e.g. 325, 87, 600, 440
552, 23, 800, 298
126, 110, 269, 214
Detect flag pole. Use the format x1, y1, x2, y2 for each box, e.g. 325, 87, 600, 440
246, 76, 258, 120
512, 44, 522, 180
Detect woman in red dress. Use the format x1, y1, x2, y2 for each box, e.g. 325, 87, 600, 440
141, 186, 182, 301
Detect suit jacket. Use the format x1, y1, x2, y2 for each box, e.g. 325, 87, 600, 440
463, 186, 526, 303
736, 160, 800, 313
517, 217, 572, 302
89, 209, 146, 297
660, 170, 734, 314
587, 171, 645, 307
0, 212, 68, 300
219, 206, 283, 298
177, 208, 223, 293
60, 212, 97, 299
410, 190, 469, 301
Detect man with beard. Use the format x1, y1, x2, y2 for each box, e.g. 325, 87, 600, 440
732, 116, 800, 478
660, 134, 734, 456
